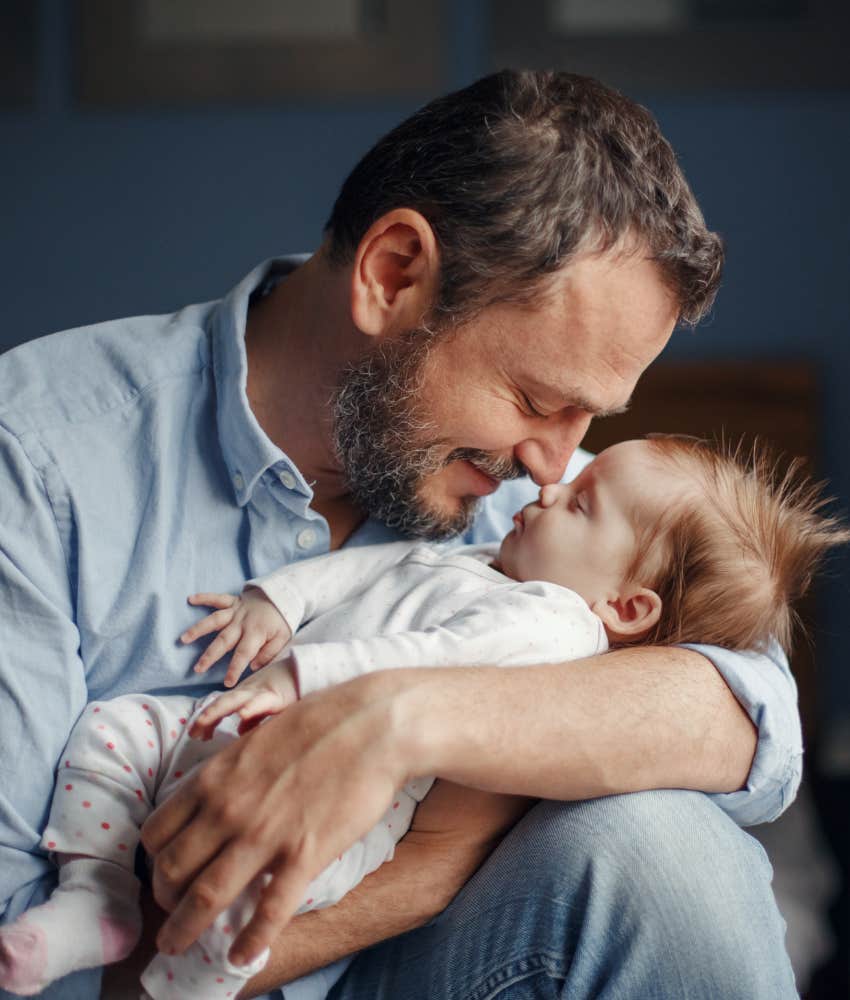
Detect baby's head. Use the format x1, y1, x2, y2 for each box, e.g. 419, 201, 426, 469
499, 436, 849, 652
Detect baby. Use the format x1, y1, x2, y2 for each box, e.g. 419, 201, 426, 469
0, 436, 845, 999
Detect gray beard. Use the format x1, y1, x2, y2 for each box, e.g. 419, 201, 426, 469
330, 328, 525, 540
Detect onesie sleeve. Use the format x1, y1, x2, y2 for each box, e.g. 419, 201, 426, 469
684, 639, 803, 826
291, 581, 607, 698
245, 541, 417, 633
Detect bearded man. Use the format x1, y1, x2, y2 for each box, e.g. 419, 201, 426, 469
0, 71, 799, 999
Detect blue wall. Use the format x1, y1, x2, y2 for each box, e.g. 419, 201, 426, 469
3, 2, 849, 721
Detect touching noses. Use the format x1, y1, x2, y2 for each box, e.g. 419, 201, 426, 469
514, 410, 592, 486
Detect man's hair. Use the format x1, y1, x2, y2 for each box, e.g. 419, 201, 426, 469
626, 436, 850, 655
324, 69, 723, 327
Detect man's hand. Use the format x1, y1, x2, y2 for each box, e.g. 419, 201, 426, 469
181, 589, 293, 687
188, 656, 300, 741
141, 670, 415, 967
240, 780, 536, 996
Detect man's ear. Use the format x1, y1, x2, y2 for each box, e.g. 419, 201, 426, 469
591, 587, 662, 643
350, 208, 439, 338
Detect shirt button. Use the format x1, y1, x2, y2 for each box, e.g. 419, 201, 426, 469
296, 528, 316, 550
279, 469, 297, 490
233, 472, 244, 490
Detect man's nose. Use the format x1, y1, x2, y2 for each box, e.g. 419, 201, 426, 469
514, 410, 592, 486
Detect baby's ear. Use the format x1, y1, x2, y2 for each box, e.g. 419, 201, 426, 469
591, 587, 662, 643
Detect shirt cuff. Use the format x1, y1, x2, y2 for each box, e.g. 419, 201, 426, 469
682, 639, 804, 827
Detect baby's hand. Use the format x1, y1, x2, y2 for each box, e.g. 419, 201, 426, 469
180, 589, 293, 688
189, 657, 299, 741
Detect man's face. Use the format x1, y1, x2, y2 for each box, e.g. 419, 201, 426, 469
332, 246, 678, 539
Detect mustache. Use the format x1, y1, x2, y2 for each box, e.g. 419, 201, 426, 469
444, 448, 528, 481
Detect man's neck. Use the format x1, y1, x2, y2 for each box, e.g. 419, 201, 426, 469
244, 251, 367, 548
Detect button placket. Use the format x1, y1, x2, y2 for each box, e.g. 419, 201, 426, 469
296, 528, 316, 550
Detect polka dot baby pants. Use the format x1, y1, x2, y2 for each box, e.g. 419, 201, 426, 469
38, 693, 266, 996
36, 692, 423, 999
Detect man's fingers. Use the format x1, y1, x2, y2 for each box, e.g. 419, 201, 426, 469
141, 784, 200, 860
228, 860, 309, 967
156, 845, 272, 956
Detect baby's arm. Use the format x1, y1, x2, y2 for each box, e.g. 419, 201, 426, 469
181, 541, 418, 686
290, 581, 607, 698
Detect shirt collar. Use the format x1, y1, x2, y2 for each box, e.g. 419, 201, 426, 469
210, 255, 312, 507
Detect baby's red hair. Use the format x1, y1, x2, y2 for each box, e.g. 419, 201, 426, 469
625, 435, 849, 654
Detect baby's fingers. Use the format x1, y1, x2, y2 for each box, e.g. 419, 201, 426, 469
192, 624, 242, 675
235, 691, 287, 735
188, 593, 238, 609
223, 636, 266, 688
189, 689, 254, 740
180, 607, 236, 645
251, 635, 290, 670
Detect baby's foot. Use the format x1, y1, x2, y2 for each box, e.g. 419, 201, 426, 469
0, 920, 49, 996
0, 858, 141, 994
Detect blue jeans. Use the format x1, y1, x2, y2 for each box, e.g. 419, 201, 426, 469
328, 791, 798, 999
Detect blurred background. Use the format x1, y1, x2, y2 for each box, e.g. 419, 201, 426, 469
1, 1, 848, 995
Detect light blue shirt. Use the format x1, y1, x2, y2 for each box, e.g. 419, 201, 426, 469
0, 258, 803, 999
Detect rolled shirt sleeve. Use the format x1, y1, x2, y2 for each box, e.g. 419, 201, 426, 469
683, 639, 803, 827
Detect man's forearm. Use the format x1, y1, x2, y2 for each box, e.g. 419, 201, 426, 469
393, 646, 757, 800
241, 781, 534, 997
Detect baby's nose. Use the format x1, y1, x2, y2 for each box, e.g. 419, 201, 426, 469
538, 483, 564, 508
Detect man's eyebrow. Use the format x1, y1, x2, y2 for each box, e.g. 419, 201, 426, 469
560, 389, 632, 419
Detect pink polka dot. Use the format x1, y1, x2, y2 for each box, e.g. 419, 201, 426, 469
118, 843, 128, 851
179, 717, 187, 725
93, 707, 101, 714
306, 898, 313, 905
174, 771, 183, 779
106, 742, 115, 750
393, 801, 399, 809
97, 724, 106, 731
47, 840, 56, 849
123, 765, 132, 773
145, 719, 153, 727
82, 801, 91, 809
101, 822, 110, 830
147, 740, 154, 748
222, 925, 232, 935
65, 784, 73, 791
216, 977, 224, 983
142, 704, 150, 711
203, 954, 211, 964
135, 789, 144, 801
170, 729, 177, 739
148, 767, 153, 777
65, 760, 70, 767
167, 971, 174, 981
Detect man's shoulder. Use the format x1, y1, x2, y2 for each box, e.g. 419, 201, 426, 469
0, 300, 216, 441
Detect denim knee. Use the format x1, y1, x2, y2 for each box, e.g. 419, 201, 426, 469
331, 790, 798, 1000
472, 790, 798, 998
